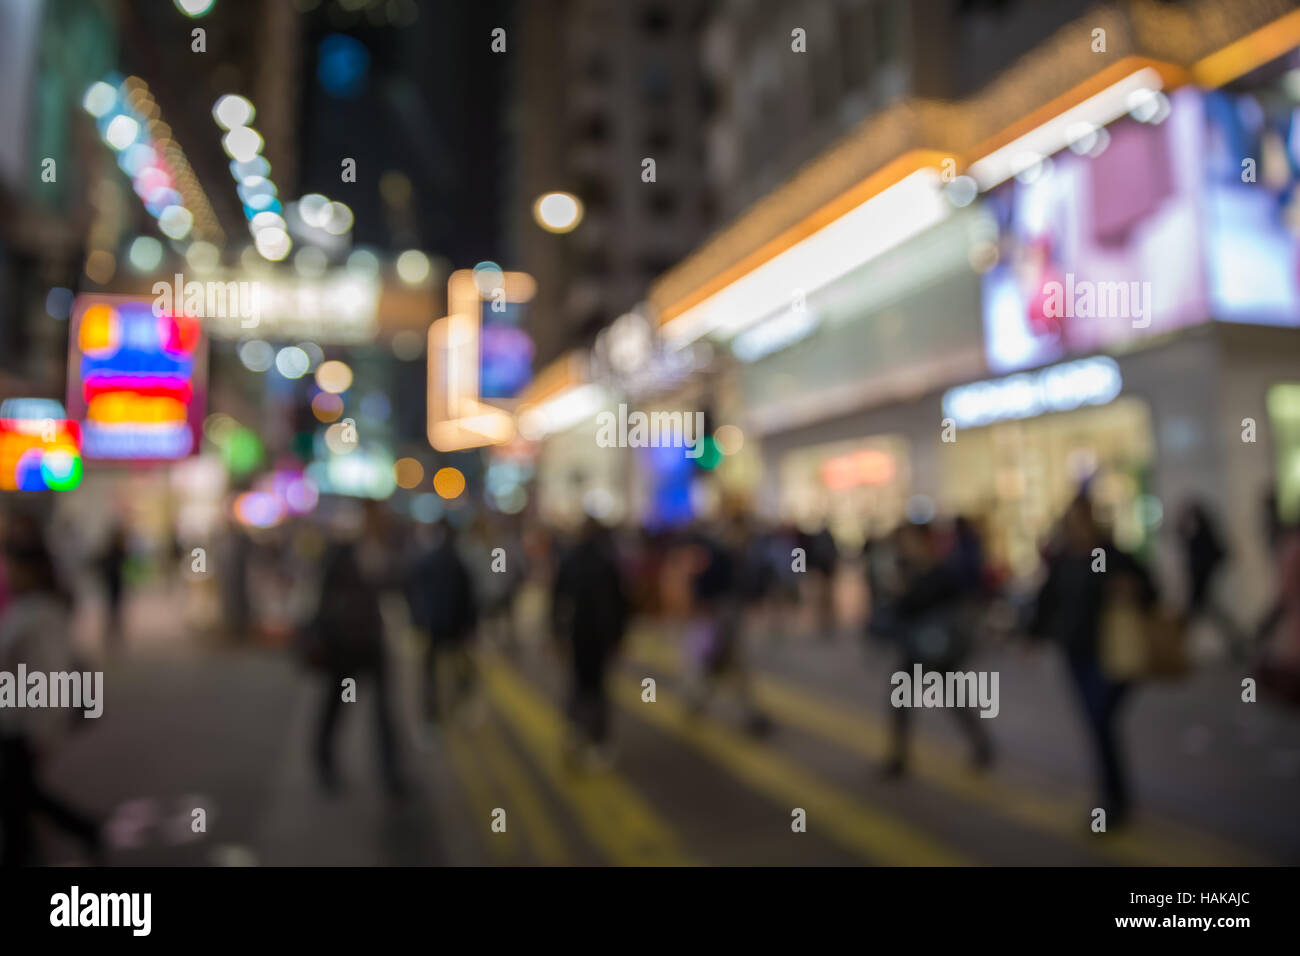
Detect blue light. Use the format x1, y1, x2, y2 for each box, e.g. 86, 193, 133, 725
318, 34, 370, 99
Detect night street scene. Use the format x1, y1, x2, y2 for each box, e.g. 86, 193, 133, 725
1, 0, 1299, 911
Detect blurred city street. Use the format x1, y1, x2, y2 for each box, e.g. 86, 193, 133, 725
35, 580, 1299, 867
4, 0, 1300, 874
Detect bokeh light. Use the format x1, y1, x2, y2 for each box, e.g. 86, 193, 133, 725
432, 466, 466, 499
393, 457, 425, 489
315, 360, 353, 394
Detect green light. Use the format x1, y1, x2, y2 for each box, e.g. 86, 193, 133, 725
696, 436, 722, 471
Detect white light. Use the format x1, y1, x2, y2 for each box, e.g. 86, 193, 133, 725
294, 246, 328, 279
174, 0, 216, 16
396, 250, 431, 285
185, 240, 221, 273
104, 114, 140, 151
83, 81, 117, 118
299, 193, 331, 228
158, 205, 194, 240
533, 192, 583, 233
347, 248, 380, 276
663, 169, 949, 348
968, 67, 1165, 190
323, 202, 353, 235
732, 309, 821, 362
239, 339, 274, 372
944, 175, 978, 208
222, 126, 264, 162
517, 385, 607, 440
254, 226, 292, 261
213, 94, 255, 130
275, 346, 311, 379
942, 356, 1122, 429
249, 211, 287, 234
127, 236, 164, 272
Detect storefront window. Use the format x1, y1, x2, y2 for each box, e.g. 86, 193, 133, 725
1267, 383, 1300, 525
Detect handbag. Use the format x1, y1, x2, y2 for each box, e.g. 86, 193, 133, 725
1100, 597, 1148, 681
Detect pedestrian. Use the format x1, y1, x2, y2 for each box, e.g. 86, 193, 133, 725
877, 519, 992, 778
98, 524, 128, 651
551, 517, 629, 767
302, 542, 403, 797
0, 526, 103, 865
409, 521, 478, 730
682, 520, 772, 735
1175, 500, 1245, 659
1031, 493, 1155, 828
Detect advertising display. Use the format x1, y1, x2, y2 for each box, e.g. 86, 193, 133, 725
67, 294, 206, 461
982, 81, 1300, 374
980, 87, 1208, 374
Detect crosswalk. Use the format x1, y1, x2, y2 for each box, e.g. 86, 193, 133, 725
422, 629, 1269, 867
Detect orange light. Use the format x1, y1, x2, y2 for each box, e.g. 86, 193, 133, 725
79, 305, 119, 355
311, 392, 344, 422
820, 450, 896, 490
432, 466, 466, 499
394, 457, 425, 489
87, 393, 186, 424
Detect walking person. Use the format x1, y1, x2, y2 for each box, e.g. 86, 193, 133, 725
0, 526, 103, 865
1032, 494, 1155, 829
551, 518, 629, 767
875, 520, 992, 778
409, 522, 478, 731
1175, 500, 1245, 660
303, 542, 403, 797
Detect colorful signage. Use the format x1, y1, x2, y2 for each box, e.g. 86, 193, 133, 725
0, 414, 82, 491
67, 295, 206, 461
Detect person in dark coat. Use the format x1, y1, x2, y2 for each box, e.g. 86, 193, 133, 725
409, 522, 478, 728
1032, 494, 1155, 828
879, 520, 992, 777
308, 543, 402, 796
551, 518, 628, 763
1175, 500, 1244, 659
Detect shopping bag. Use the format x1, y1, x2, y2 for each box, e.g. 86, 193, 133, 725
1100, 599, 1148, 681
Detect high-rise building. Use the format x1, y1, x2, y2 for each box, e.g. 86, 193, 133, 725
512, 0, 715, 366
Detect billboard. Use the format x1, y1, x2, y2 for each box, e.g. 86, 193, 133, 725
67, 295, 206, 461
980, 81, 1300, 374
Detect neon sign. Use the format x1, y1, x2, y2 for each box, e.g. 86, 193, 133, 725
0, 415, 82, 491
67, 295, 205, 460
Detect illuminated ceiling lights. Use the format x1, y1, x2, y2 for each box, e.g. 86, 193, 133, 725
661, 168, 950, 349
426, 269, 534, 451
84, 75, 223, 245
214, 94, 290, 261
966, 66, 1166, 191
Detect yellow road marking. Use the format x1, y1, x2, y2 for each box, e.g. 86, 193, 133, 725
473, 716, 572, 865
480, 656, 692, 866
613, 673, 968, 866
444, 726, 515, 860
627, 633, 1264, 866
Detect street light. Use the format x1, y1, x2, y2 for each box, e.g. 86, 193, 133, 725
532, 191, 583, 233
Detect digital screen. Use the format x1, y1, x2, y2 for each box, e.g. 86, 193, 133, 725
479, 300, 534, 399
980, 88, 1208, 373
67, 295, 206, 461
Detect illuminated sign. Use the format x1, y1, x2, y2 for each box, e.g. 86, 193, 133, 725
67, 295, 206, 461
942, 356, 1122, 428
0, 416, 82, 491
820, 449, 896, 490
427, 269, 533, 451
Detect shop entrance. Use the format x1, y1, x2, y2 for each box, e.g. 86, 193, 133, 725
942, 397, 1156, 579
